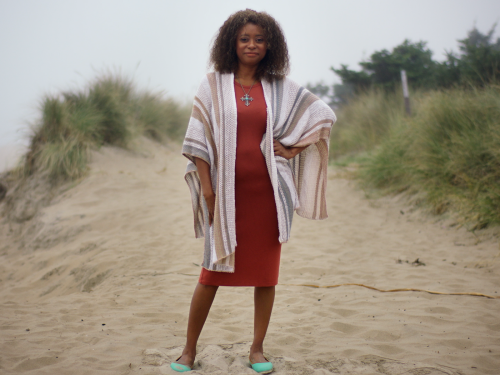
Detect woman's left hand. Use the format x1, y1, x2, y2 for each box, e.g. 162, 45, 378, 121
273, 139, 306, 160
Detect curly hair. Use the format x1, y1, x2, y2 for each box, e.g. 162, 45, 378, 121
209, 9, 290, 82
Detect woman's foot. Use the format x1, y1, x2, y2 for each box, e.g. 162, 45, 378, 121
249, 348, 273, 373
249, 351, 268, 364
171, 353, 195, 372
249, 354, 273, 374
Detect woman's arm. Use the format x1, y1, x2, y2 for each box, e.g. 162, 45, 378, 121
194, 157, 215, 225
273, 140, 307, 160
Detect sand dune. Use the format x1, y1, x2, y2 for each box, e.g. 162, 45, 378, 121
0, 138, 499, 374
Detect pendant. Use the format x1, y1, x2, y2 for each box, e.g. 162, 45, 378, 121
240, 94, 254, 106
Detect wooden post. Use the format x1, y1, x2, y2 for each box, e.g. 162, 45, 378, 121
401, 70, 411, 116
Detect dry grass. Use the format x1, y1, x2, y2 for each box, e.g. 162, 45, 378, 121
18, 72, 190, 181
331, 86, 500, 228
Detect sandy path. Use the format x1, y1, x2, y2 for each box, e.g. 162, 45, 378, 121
0, 138, 499, 375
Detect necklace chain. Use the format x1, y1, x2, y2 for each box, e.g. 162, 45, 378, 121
236, 76, 257, 107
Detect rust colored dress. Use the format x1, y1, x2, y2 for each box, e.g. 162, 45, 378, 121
199, 81, 282, 287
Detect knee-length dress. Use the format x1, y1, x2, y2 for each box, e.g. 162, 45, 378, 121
199, 81, 282, 287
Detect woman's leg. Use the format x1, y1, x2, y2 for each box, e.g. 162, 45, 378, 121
250, 286, 275, 363
175, 282, 219, 367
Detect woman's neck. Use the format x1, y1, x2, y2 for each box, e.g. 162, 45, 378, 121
235, 65, 259, 85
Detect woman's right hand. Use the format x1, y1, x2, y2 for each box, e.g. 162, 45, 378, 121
193, 157, 215, 226
194, 158, 215, 225
204, 192, 216, 226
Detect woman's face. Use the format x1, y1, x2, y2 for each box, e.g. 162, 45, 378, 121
235, 23, 267, 67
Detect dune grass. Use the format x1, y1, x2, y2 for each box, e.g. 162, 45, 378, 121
21, 73, 190, 181
331, 86, 500, 228
329, 89, 412, 160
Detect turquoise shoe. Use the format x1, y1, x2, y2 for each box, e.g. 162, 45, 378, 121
250, 356, 273, 374
170, 356, 192, 372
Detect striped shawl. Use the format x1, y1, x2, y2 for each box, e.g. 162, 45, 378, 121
182, 72, 336, 272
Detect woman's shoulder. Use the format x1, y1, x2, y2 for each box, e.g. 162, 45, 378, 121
194, 73, 217, 99
197, 72, 234, 90
198, 73, 213, 87
264, 76, 302, 91
269, 77, 335, 117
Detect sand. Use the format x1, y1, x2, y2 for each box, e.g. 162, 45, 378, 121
0, 138, 499, 375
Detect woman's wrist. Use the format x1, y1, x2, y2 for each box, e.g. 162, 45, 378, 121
287, 146, 306, 159
203, 190, 215, 199
273, 139, 306, 160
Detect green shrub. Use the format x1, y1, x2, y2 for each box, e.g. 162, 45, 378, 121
86, 74, 134, 146
356, 86, 500, 227
22, 72, 190, 182
135, 92, 191, 142
330, 89, 408, 159
24, 96, 95, 179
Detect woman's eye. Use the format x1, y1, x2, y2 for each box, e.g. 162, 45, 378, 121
240, 38, 248, 42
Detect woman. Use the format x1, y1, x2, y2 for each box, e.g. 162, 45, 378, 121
173, 9, 336, 373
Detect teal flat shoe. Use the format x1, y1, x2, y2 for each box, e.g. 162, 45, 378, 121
170, 356, 192, 372
250, 356, 273, 374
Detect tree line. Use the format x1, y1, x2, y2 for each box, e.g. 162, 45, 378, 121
308, 25, 500, 107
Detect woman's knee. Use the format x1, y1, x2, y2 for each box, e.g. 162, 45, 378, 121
196, 283, 219, 294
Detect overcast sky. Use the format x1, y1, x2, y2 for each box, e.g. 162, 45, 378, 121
1, 0, 499, 147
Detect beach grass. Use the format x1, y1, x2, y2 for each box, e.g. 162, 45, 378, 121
329, 89, 409, 160
331, 85, 500, 227
19, 72, 190, 181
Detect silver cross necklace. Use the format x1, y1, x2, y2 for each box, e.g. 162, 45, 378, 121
236, 76, 257, 107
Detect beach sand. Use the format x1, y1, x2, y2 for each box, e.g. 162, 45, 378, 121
0, 138, 499, 374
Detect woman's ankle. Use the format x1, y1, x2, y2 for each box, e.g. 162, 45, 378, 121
250, 343, 264, 354
176, 347, 196, 366
249, 343, 268, 363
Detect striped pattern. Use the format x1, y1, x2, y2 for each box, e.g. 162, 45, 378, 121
183, 72, 336, 272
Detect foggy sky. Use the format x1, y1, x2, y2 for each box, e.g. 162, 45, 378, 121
1, 0, 499, 146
